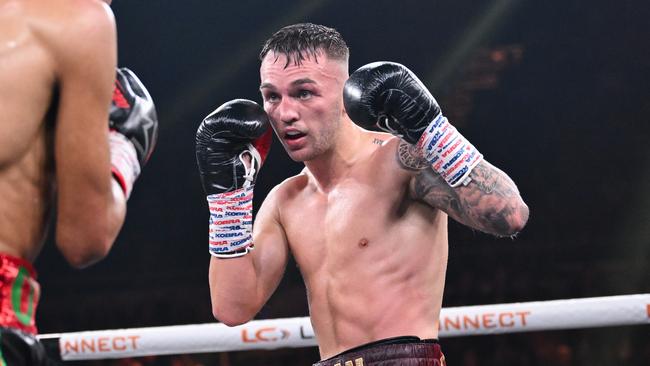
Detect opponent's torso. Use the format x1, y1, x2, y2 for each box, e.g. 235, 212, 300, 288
278, 135, 449, 358
0, 0, 57, 260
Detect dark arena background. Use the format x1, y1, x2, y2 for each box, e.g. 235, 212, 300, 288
34, 0, 649, 365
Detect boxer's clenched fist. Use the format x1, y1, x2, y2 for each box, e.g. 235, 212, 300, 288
196, 99, 272, 258
344, 62, 482, 187
109, 67, 159, 197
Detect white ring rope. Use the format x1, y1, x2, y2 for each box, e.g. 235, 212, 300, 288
38, 294, 650, 361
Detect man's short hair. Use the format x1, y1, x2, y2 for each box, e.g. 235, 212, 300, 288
259, 23, 349, 67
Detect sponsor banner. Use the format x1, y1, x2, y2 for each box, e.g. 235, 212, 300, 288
54, 317, 315, 361
439, 294, 649, 336
44, 294, 650, 360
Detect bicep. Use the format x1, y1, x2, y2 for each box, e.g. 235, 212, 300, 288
409, 157, 527, 236
251, 188, 290, 302
409, 167, 467, 224
53, 4, 117, 232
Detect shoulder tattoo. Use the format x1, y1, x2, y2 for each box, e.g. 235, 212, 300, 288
396, 140, 429, 170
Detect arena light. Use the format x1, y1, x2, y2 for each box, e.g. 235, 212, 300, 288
426, 0, 522, 91
166, 0, 333, 124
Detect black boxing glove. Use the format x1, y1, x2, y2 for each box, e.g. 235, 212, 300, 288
109, 67, 159, 197
195, 99, 272, 258
344, 61, 483, 187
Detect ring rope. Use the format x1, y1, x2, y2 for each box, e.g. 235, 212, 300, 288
38, 294, 650, 361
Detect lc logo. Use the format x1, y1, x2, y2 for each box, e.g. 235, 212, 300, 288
241, 327, 290, 343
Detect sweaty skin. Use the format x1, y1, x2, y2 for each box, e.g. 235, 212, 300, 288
0, 0, 124, 267
209, 51, 528, 359
271, 134, 448, 357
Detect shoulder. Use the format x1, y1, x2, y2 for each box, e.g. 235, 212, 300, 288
49, 0, 114, 25
31, 0, 115, 38
33, 0, 116, 71
363, 131, 427, 172
362, 130, 404, 158
266, 171, 309, 204
256, 172, 307, 225
365, 130, 394, 148
58, 0, 116, 49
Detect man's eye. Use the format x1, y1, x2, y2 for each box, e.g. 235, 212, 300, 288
265, 93, 280, 103
298, 90, 313, 100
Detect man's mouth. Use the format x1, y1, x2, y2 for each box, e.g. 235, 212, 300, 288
285, 131, 306, 140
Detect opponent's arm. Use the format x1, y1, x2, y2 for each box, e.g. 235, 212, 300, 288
53, 3, 159, 268
196, 99, 288, 325
52, 1, 123, 268
344, 62, 529, 236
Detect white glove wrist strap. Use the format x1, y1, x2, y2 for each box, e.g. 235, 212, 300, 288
416, 114, 483, 187
207, 186, 254, 258
110, 130, 141, 198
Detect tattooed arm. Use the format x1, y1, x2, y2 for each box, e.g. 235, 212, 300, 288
398, 141, 529, 236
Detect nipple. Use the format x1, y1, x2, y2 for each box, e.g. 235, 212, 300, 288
358, 238, 369, 248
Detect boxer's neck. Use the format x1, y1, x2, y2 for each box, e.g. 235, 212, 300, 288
304, 116, 366, 191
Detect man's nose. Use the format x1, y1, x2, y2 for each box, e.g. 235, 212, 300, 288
276, 97, 299, 124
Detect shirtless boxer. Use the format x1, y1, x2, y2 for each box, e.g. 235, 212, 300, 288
0, 0, 157, 364
196, 23, 528, 365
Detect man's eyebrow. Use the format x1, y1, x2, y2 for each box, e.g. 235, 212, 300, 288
260, 78, 317, 90
260, 82, 275, 90
291, 78, 316, 86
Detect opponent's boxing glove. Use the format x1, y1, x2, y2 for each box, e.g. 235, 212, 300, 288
344, 61, 482, 187
195, 99, 272, 258
109, 67, 159, 198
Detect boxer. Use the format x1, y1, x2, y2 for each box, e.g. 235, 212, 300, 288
0, 0, 157, 364
196, 23, 528, 365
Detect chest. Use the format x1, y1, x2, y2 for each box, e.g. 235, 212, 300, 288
294, 179, 399, 230
280, 173, 417, 271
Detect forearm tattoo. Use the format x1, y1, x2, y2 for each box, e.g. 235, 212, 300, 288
400, 143, 525, 236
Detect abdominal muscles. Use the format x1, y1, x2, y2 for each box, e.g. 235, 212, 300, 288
289, 185, 449, 358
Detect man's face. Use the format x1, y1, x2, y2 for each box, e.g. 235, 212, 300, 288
260, 51, 348, 162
